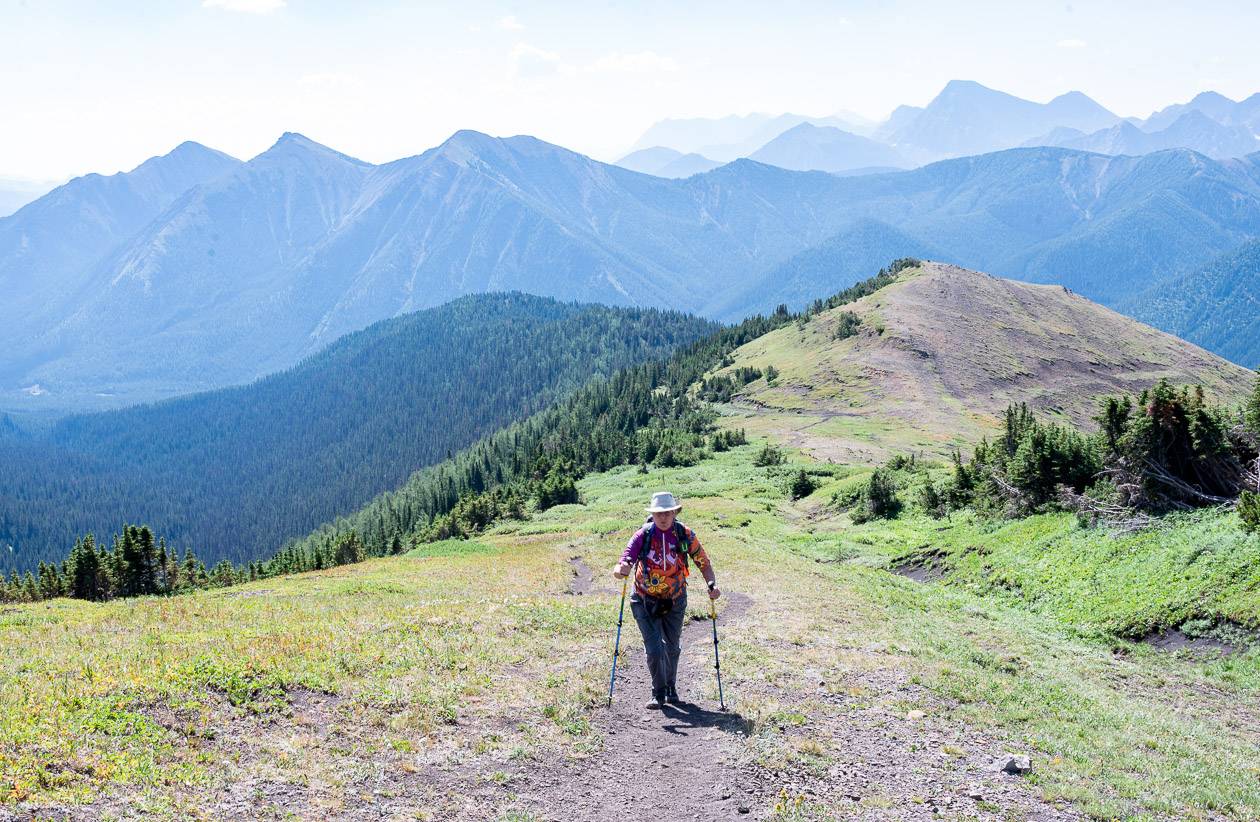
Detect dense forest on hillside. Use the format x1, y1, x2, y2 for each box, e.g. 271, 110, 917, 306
1127, 239, 1260, 369
282, 259, 927, 563
0, 294, 716, 574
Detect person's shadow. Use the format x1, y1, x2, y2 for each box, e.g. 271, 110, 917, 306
658, 700, 753, 737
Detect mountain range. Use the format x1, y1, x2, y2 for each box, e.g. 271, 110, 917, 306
5, 129, 1260, 411
622, 81, 1260, 177
1028, 110, 1260, 159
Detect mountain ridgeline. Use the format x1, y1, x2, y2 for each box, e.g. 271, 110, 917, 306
6, 121, 1260, 411
0, 294, 717, 574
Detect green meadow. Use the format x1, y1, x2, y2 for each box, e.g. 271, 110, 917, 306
4, 444, 1259, 818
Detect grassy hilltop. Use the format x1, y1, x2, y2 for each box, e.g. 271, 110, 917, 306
713, 261, 1251, 463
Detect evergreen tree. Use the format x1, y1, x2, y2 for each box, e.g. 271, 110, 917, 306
333, 532, 366, 566
68, 535, 103, 601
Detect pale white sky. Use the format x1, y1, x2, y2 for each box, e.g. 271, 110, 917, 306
2, 0, 1258, 180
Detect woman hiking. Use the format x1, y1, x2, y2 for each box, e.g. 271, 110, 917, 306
612, 491, 720, 709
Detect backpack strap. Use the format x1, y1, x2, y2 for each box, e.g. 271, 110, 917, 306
637, 520, 690, 571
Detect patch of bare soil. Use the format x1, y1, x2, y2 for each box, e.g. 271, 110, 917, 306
567, 556, 597, 596
1142, 628, 1235, 656
890, 547, 947, 584
891, 560, 945, 584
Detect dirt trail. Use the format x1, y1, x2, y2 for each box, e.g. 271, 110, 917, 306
567, 556, 597, 596
511, 591, 757, 821
511, 581, 1082, 822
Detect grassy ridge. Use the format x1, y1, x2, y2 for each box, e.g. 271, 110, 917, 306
4, 445, 1260, 818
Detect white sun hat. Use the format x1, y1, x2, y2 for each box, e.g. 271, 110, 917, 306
645, 491, 682, 513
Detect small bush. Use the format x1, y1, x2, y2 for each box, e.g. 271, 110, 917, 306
885, 453, 917, 471
852, 469, 901, 523
867, 469, 902, 518
765, 365, 780, 386
916, 482, 945, 519
754, 443, 785, 467
1240, 491, 1260, 533
833, 311, 862, 340
710, 428, 747, 452
786, 470, 818, 500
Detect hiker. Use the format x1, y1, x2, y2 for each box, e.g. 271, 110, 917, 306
612, 491, 720, 709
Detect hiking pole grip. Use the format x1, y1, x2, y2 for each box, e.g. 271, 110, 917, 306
607, 576, 629, 707
710, 596, 725, 711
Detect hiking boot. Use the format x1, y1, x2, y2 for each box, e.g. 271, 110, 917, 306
646, 690, 665, 709
665, 685, 681, 705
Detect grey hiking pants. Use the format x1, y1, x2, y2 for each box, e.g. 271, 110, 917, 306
630, 590, 687, 695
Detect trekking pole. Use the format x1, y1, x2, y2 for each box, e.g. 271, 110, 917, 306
607, 576, 630, 707
709, 595, 726, 711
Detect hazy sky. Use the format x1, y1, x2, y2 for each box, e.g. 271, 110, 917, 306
3, 0, 1259, 180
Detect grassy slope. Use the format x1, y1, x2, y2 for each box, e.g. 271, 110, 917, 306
4, 445, 1260, 819
712, 261, 1253, 463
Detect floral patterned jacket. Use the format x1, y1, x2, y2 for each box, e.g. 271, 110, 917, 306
620, 521, 711, 600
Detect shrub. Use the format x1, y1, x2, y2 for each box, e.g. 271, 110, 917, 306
864, 469, 901, 519
916, 481, 945, 519
710, 428, 747, 452
833, 311, 862, 340
753, 443, 785, 467
786, 470, 818, 500
1241, 491, 1260, 533
850, 469, 901, 523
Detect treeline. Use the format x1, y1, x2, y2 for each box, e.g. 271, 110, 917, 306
0, 522, 402, 604
856, 378, 1260, 531
1, 293, 717, 573
0, 525, 231, 603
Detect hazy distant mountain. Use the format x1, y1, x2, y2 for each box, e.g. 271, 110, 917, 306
0, 142, 241, 393
0, 177, 59, 218
714, 218, 947, 318
1143, 90, 1260, 133
7, 132, 1260, 411
720, 146, 1260, 311
629, 112, 874, 161
615, 146, 721, 177
748, 123, 908, 173
1027, 110, 1260, 159
1123, 239, 1260, 368
875, 105, 924, 139
882, 80, 1121, 161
